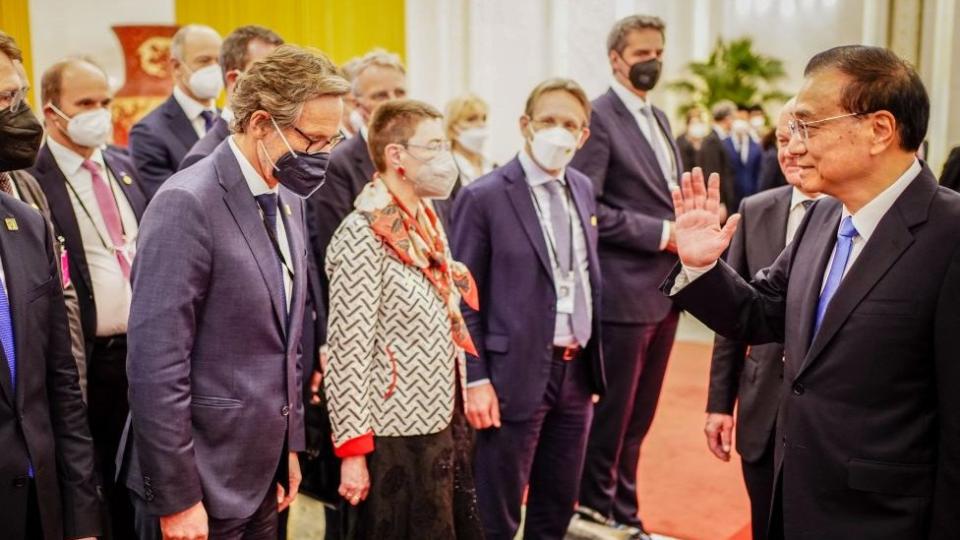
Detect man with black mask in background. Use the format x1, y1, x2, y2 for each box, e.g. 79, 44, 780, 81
567, 15, 683, 540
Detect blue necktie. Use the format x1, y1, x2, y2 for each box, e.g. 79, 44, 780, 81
254, 193, 287, 321
200, 110, 217, 133
814, 216, 859, 334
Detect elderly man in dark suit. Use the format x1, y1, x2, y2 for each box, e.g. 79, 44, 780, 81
566, 15, 682, 538
28, 56, 147, 539
703, 97, 823, 540
129, 24, 222, 198
452, 78, 606, 540
665, 46, 960, 539
178, 25, 283, 171
123, 45, 348, 540
0, 30, 102, 540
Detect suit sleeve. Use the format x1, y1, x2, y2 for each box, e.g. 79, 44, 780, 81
129, 122, 176, 200
126, 187, 213, 515
931, 241, 960, 537
35, 215, 102, 539
449, 188, 491, 382
323, 214, 381, 457
706, 199, 751, 414
571, 114, 666, 253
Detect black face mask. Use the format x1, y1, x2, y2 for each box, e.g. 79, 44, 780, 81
0, 105, 44, 172
626, 57, 663, 92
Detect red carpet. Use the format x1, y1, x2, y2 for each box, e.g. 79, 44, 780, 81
637, 341, 752, 540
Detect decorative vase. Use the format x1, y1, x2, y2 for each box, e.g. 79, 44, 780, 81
110, 25, 179, 147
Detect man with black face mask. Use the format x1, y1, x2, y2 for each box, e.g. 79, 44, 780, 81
567, 15, 682, 540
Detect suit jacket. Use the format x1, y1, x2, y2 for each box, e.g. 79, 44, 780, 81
450, 158, 606, 421
0, 194, 101, 540
706, 186, 792, 462
28, 144, 147, 358
123, 141, 309, 519
757, 147, 787, 192
724, 136, 764, 211
664, 166, 960, 538
697, 130, 736, 210
178, 116, 230, 171
939, 145, 960, 192
128, 94, 202, 199
568, 88, 681, 324
676, 133, 698, 174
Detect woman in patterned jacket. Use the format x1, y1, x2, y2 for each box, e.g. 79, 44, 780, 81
324, 99, 484, 539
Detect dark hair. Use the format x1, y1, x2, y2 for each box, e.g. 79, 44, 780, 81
41, 57, 108, 107
804, 45, 928, 151
748, 104, 764, 114
368, 99, 442, 173
606, 15, 665, 54
220, 25, 284, 75
0, 31, 23, 62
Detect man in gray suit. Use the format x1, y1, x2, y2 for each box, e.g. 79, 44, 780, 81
123, 45, 349, 540
704, 98, 822, 540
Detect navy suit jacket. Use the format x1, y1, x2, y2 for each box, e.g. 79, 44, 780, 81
724, 136, 764, 209
129, 95, 203, 199
28, 143, 147, 356
0, 194, 101, 540
568, 88, 682, 324
123, 142, 309, 519
178, 116, 230, 171
451, 157, 606, 421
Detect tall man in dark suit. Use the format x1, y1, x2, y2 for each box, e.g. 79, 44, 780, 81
703, 98, 823, 540
724, 111, 764, 210
123, 45, 349, 540
698, 100, 737, 214
28, 56, 147, 539
665, 46, 960, 539
567, 16, 681, 537
179, 25, 283, 171
129, 24, 222, 198
0, 31, 102, 540
452, 78, 606, 540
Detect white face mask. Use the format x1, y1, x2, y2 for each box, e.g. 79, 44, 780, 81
732, 118, 751, 135
408, 150, 459, 200
52, 105, 113, 148
750, 116, 766, 129
529, 126, 578, 171
687, 122, 709, 139
187, 64, 223, 101
456, 126, 488, 155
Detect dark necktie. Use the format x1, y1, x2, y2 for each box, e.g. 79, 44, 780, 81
254, 193, 287, 318
801, 199, 814, 211
200, 110, 216, 133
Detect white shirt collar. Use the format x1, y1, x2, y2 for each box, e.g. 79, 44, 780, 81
518, 147, 563, 187
227, 135, 278, 197
46, 136, 106, 177
842, 158, 922, 242
789, 187, 823, 211
609, 76, 649, 113
173, 85, 212, 122
221, 106, 234, 125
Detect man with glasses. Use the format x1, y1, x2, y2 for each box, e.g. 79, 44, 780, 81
451, 78, 605, 540
122, 45, 349, 540
567, 15, 683, 539
664, 45, 960, 538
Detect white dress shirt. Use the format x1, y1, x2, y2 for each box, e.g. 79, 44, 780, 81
609, 78, 676, 250
453, 151, 494, 187
227, 136, 293, 309
786, 188, 824, 244
47, 137, 138, 336
173, 85, 217, 138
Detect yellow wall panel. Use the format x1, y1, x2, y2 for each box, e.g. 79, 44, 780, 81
175, 0, 405, 65
0, 0, 35, 105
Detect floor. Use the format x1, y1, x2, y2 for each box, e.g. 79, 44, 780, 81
288, 315, 753, 540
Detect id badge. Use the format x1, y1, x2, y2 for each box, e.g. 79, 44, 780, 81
556, 273, 575, 315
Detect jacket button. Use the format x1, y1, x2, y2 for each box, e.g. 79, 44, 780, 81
13, 476, 27, 488
792, 383, 805, 396
281, 405, 290, 416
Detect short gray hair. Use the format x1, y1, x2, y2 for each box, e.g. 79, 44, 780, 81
351, 48, 405, 95
606, 15, 665, 54
171, 24, 219, 61
711, 100, 738, 122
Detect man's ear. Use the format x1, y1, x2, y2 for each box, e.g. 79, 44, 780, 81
868, 111, 897, 156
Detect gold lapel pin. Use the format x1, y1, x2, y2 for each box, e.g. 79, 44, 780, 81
122, 174, 133, 185
284, 204, 292, 216
5, 217, 18, 231
590, 215, 598, 227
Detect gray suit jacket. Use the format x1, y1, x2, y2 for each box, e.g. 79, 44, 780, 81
707, 185, 791, 462
123, 141, 309, 519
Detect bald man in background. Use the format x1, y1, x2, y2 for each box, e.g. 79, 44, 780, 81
129, 24, 222, 198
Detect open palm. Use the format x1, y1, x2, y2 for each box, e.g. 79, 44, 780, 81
671, 167, 741, 268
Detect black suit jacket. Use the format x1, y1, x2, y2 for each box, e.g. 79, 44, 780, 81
129, 95, 203, 199
28, 144, 147, 357
707, 186, 792, 462
664, 165, 960, 538
676, 133, 698, 174
178, 116, 230, 171
939, 145, 960, 192
0, 194, 101, 540
697, 130, 736, 210
568, 88, 681, 324
757, 147, 787, 192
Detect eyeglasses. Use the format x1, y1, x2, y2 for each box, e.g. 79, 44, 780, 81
530, 119, 585, 137
0, 86, 28, 114
292, 126, 345, 154
787, 112, 865, 142
403, 140, 453, 155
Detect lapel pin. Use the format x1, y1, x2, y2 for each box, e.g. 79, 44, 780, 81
30, 203, 40, 212
284, 204, 292, 216
590, 215, 598, 227
122, 174, 133, 185
5, 217, 18, 231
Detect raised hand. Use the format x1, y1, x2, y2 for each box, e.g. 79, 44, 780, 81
671, 167, 741, 268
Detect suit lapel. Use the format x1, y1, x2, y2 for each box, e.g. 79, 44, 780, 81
606, 90, 673, 208
0, 198, 28, 408
164, 96, 200, 150
216, 145, 287, 336
103, 148, 147, 220
503, 159, 553, 280
278, 190, 307, 353
754, 189, 791, 265
567, 172, 601, 290
652, 106, 683, 185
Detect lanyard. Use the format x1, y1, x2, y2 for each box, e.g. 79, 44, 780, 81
529, 180, 576, 276
63, 169, 129, 254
